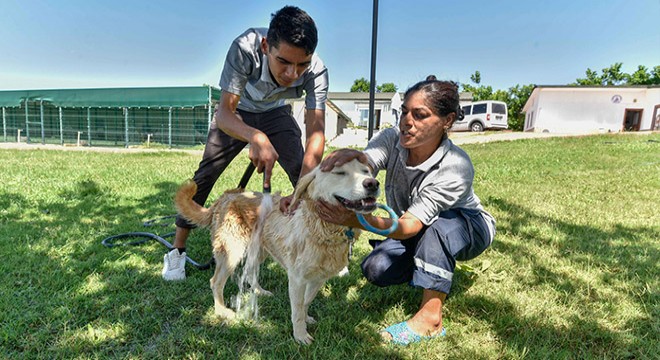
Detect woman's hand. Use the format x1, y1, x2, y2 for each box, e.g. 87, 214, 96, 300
316, 199, 359, 227
279, 194, 299, 215
319, 149, 368, 172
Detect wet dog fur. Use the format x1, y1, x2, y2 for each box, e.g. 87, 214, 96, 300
174, 156, 379, 344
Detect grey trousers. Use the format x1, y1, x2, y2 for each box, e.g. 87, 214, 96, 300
175, 105, 304, 229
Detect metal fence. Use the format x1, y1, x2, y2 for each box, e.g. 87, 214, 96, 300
1, 101, 213, 148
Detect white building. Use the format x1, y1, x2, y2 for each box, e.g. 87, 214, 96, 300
288, 98, 351, 144
289, 92, 400, 145
289, 91, 473, 147
523, 86, 660, 133
327, 92, 402, 129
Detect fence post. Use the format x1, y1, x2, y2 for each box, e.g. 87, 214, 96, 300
59, 107, 64, 146
207, 86, 213, 132
87, 107, 91, 146
2, 107, 6, 142
168, 107, 173, 149
124, 107, 129, 148
24, 99, 30, 144
40, 100, 45, 144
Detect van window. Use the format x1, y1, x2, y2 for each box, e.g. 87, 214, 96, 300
492, 103, 506, 114
462, 105, 472, 115
473, 103, 487, 114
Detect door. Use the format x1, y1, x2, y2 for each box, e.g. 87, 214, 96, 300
451, 104, 471, 131
623, 109, 643, 131
374, 109, 382, 130
652, 105, 660, 131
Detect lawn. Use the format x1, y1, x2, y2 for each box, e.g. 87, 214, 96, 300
1, 133, 658, 359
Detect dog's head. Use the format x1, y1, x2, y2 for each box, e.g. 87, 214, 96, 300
291, 157, 380, 214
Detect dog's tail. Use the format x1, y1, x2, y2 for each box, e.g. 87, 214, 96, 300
174, 180, 213, 227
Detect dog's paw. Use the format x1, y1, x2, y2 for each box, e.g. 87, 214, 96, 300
253, 285, 273, 297
306, 315, 317, 324
294, 331, 314, 345
214, 306, 236, 320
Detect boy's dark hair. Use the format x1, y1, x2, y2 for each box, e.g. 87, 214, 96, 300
405, 76, 465, 120
267, 6, 318, 55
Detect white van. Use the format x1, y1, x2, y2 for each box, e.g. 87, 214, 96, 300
451, 100, 508, 132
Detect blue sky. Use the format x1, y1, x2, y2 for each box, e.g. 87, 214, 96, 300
1, 0, 658, 92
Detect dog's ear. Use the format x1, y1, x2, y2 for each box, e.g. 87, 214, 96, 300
290, 168, 317, 206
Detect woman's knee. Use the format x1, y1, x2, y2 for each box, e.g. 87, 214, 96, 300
361, 252, 412, 287
361, 254, 389, 285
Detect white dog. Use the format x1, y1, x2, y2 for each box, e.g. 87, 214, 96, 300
174, 154, 379, 344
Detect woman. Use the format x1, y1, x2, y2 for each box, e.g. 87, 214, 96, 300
317, 77, 496, 345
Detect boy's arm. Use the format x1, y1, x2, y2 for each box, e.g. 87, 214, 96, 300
215, 91, 278, 188
300, 108, 325, 177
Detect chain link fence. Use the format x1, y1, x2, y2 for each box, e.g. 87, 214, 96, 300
0, 87, 219, 148
1, 102, 213, 148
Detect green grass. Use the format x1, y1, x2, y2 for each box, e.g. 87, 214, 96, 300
1, 133, 658, 359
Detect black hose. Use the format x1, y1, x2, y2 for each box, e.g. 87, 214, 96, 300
101, 215, 214, 270
102, 162, 259, 271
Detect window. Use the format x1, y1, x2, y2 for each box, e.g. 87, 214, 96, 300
360, 109, 369, 121
492, 103, 506, 114
359, 109, 370, 126
473, 103, 487, 114
462, 105, 472, 115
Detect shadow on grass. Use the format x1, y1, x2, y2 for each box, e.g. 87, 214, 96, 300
1, 179, 417, 359
1, 179, 244, 357
479, 197, 658, 358
3, 173, 656, 358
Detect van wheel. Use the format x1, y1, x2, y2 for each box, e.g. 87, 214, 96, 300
470, 122, 484, 132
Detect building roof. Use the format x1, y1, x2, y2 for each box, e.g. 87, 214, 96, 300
532, 85, 660, 90
325, 100, 351, 122
328, 92, 400, 101
0, 86, 221, 108
329, 91, 472, 103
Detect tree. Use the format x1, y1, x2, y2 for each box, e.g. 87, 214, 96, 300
470, 71, 481, 85
461, 71, 494, 101
350, 78, 399, 93
629, 65, 652, 85
350, 77, 370, 92
575, 68, 602, 85
628, 65, 660, 85
601, 62, 628, 85
377, 82, 398, 93
506, 84, 535, 131
574, 62, 660, 86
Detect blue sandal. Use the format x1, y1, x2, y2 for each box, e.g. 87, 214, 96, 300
381, 321, 446, 346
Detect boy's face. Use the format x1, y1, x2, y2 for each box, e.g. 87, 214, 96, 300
262, 38, 312, 87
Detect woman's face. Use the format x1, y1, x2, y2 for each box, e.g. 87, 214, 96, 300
399, 90, 451, 154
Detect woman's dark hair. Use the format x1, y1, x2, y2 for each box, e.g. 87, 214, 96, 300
404, 75, 465, 120
267, 6, 318, 55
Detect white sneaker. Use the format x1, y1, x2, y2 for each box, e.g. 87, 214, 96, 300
337, 266, 349, 277
162, 249, 186, 281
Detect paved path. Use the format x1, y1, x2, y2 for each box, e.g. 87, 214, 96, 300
327, 129, 624, 148
0, 131, 655, 153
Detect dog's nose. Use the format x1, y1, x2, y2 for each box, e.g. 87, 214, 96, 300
362, 178, 379, 192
